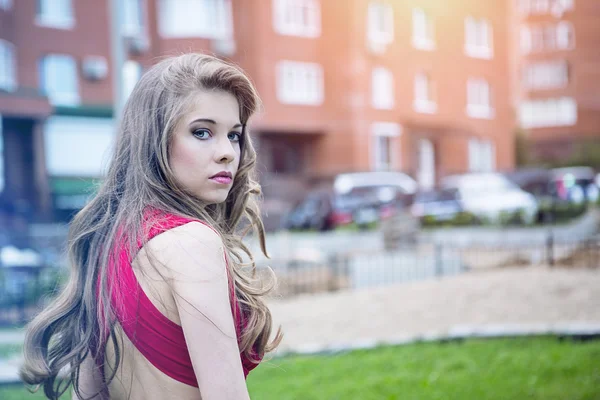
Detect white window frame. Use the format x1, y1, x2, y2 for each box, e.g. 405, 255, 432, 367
276, 60, 324, 106
0, 0, 13, 11
412, 8, 435, 51
44, 116, 115, 177
371, 122, 401, 171
521, 22, 575, 53
158, 0, 234, 39
413, 72, 437, 114
36, 0, 75, 30
123, 0, 146, 38
517, 0, 574, 17
371, 67, 394, 110
519, 97, 577, 128
520, 26, 532, 54
522, 60, 569, 90
40, 54, 80, 106
466, 78, 494, 120
273, 0, 321, 38
468, 138, 496, 172
367, 2, 394, 46
465, 17, 493, 59
556, 21, 575, 50
0, 40, 16, 92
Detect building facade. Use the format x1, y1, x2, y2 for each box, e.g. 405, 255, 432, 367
510, 0, 600, 162
0, 0, 516, 226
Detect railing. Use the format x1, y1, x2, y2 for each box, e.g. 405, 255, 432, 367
262, 234, 600, 298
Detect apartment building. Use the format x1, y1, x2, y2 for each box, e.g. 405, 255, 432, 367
0, 0, 514, 224
511, 0, 600, 161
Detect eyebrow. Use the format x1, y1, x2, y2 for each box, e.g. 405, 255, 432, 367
190, 118, 243, 129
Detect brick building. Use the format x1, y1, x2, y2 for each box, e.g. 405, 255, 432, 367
0, 0, 529, 224
510, 0, 600, 162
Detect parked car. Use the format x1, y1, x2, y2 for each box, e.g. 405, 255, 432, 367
283, 171, 418, 231
441, 172, 539, 224
333, 171, 418, 196
410, 188, 463, 222
282, 188, 360, 231
551, 167, 599, 205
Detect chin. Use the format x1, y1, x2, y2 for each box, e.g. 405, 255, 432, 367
198, 190, 231, 205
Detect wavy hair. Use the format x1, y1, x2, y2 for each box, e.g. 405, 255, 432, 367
20, 53, 282, 399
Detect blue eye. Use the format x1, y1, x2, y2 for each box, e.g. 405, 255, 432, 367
228, 132, 241, 142
192, 129, 211, 139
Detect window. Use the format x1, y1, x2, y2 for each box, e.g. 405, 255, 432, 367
276, 61, 323, 106
466, 78, 494, 119
371, 67, 394, 110
273, 0, 320, 38
367, 2, 394, 46
414, 72, 437, 114
36, 0, 74, 29
0, 0, 12, 11
556, 21, 575, 49
519, 97, 577, 128
520, 23, 575, 53
158, 0, 233, 39
44, 116, 115, 177
412, 8, 435, 50
0, 40, 16, 92
122, 61, 143, 100
520, 27, 532, 53
465, 17, 493, 59
468, 139, 496, 172
40, 54, 79, 106
123, 0, 145, 37
371, 122, 401, 171
522, 60, 569, 90
517, 0, 574, 17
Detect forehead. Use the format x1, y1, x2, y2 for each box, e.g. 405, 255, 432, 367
181, 90, 241, 125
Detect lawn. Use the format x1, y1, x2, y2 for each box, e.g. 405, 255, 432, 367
1, 336, 599, 399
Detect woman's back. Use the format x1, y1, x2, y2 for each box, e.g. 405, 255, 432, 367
94, 215, 253, 399
104, 222, 201, 400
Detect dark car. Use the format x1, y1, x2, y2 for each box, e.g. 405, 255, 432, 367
551, 167, 599, 205
283, 185, 411, 231
282, 189, 359, 231
505, 167, 599, 223
410, 188, 463, 222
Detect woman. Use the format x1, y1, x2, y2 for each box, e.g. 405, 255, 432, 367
20, 53, 282, 399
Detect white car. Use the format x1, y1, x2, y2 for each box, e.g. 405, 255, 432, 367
333, 171, 418, 196
442, 173, 539, 224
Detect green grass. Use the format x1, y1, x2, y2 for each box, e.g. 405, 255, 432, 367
247, 337, 600, 400
2, 337, 599, 399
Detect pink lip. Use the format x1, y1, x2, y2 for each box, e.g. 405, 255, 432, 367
210, 176, 232, 185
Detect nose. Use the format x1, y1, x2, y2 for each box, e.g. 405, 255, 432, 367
215, 135, 236, 164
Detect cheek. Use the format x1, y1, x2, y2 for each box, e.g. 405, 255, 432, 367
171, 141, 196, 168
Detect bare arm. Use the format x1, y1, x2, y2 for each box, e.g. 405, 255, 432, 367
150, 222, 250, 400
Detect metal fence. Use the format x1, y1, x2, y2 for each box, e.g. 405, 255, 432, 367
262, 234, 600, 298
1, 227, 598, 326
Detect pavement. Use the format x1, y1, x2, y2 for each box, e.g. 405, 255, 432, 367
2, 265, 599, 384
267, 265, 600, 355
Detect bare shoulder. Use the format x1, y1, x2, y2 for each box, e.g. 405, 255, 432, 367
143, 221, 226, 279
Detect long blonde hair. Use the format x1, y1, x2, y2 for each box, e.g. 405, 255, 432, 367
20, 53, 282, 399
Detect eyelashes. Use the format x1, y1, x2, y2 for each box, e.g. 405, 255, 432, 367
192, 128, 241, 143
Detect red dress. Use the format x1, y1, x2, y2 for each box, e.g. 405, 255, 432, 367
94, 211, 261, 387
